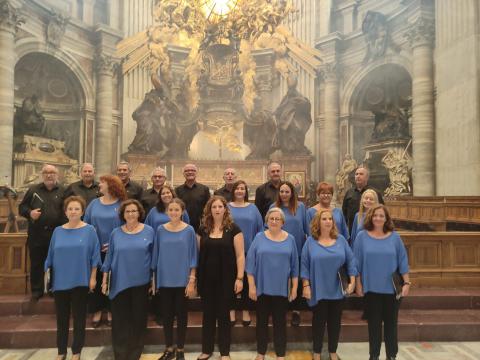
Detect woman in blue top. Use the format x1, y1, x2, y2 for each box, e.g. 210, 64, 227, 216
152, 198, 198, 360
101, 199, 154, 360
349, 189, 379, 246
272, 181, 308, 327
84, 174, 126, 327
354, 205, 410, 360
301, 209, 357, 360
246, 207, 299, 360
145, 184, 190, 231
306, 182, 349, 240
44, 196, 101, 360
227, 180, 263, 327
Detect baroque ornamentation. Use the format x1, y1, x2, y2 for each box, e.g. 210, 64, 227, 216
0, 0, 24, 33
405, 17, 435, 48
46, 10, 69, 47
361, 11, 400, 63
94, 53, 117, 75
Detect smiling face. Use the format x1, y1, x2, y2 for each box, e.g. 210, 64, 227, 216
151, 169, 166, 188
80, 164, 94, 184
65, 200, 83, 222
160, 187, 173, 205
318, 190, 333, 207
183, 164, 197, 182
116, 164, 130, 183
372, 207, 386, 230
233, 183, 247, 201
362, 192, 376, 209
279, 183, 292, 204
167, 201, 183, 222
42, 165, 58, 188
124, 203, 140, 224
266, 210, 284, 231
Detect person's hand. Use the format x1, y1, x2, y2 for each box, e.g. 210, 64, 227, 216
30, 208, 41, 220
355, 282, 364, 297
185, 280, 196, 298
346, 282, 355, 295
101, 282, 108, 295
289, 287, 297, 302
249, 285, 257, 301
101, 243, 109, 253
402, 283, 410, 297
302, 285, 311, 300
89, 278, 96, 292
234, 279, 243, 294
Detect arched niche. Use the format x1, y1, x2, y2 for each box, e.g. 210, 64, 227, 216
14, 52, 85, 163
345, 63, 412, 192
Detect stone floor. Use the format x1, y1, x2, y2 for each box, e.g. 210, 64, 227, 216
2, 342, 480, 360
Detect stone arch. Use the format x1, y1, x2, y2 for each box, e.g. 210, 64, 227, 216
340, 55, 412, 116
14, 38, 95, 109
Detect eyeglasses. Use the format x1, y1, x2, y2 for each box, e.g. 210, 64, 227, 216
42, 171, 57, 175
125, 210, 139, 214
152, 176, 165, 179
319, 193, 332, 196
268, 217, 283, 222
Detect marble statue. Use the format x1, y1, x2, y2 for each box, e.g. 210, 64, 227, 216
274, 75, 312, 155
244, 109, 277, 159
382, 149, 412, 196
14, 95, 46, 137
336, 154, 358, 201
371, 103, 410, 141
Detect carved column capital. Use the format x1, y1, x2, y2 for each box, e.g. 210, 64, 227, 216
0, 0, 24, 34
405, 17, 435, 48
94, 53, 118, 76
320, 62, 340, 83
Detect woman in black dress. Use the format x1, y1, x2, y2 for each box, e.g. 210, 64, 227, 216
196, 195, 245, 360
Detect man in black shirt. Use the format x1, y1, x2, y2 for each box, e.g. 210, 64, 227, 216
64, 163, 99, 207
141, 167, 167, 213
255, 162, 282, 220
214, 167, 237, 202
342, 165, 384, 233
18, 164, 66, 301
117, 161, 144, 201
175, 163, 210, 232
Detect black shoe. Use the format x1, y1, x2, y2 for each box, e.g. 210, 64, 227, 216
242, 319, 251, 327
155, 315, 163, 326
176, 350, 185, 360
159, 349, 176, 360
387, 357, 396, 360
291, 311, 301, 327
230, 319, 236, 327
368, 357, 379, 360
30, 292, 43, 302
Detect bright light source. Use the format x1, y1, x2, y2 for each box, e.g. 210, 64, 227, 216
203, 0, 237, 17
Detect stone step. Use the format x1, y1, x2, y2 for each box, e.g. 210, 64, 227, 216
1, 288, 479, 316
1, 309, 480, 348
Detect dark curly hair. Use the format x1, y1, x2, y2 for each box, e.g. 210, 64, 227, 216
118, 199, 145, 223
200, 195, 234, 234
99, 174, 127, 201
156, 184, 178, 212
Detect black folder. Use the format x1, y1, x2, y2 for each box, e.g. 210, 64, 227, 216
338, 265, 350, 296
30, 192, 45, 210
391, 270, 405, 300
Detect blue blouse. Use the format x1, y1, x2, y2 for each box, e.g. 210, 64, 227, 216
145, 207, 190, 232
84, 198, 122, 247
101, 225, 154, 299
353, 230, 409, 295
301, 235, 357, 305
151, 224, 198, 288
350, 212, 366, 247
44, 225, 101, 291
306, 207, 349, 241
246, 232, 299, 298
228, 203, 263, 253
269, 202, 309, 256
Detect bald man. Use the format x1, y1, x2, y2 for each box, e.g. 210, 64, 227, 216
64, 163, 100, 207
19, 164, 66, 301
214, 168, 237, 202
255, 162, 283, 219
175, 164, 210, 232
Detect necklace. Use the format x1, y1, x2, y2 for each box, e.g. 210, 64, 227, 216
125, 222, 140, 233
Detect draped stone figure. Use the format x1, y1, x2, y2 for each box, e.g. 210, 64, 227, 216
14, 95, 47, 137
244, 109, 277, 159
274, 75, 312, 155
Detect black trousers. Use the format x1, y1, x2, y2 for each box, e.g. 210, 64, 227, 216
88, 252, 109, 313
201, 283, 232, 356
159, 287, 188, 349
365, 292, 401, 358
256, 295, 289, 357
28, 241, 50, 295
234, 272, 252, 311
54, 287, 89, 355
111, 284, 149, 360
311, 299, 344, 354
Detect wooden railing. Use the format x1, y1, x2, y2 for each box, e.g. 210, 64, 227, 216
0, 233, 28, 294
387, 197, 480, 231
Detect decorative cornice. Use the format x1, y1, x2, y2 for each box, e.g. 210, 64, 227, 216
0, 0, 24, 34
94, 53, 118, 75
405, 17, 435, 48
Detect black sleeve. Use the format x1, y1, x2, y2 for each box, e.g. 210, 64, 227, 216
341, 192, 349, 219
64, 184, 74, 199
255, 186, 265, 216
377, 190, 385, 204
231, 222, 242, 237
18, 187, 34, 219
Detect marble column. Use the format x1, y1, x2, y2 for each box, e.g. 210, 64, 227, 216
94, 54, 116, 176
0, 0, 22, 185
406, 17, 435, 195
322, 63, 340, 185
